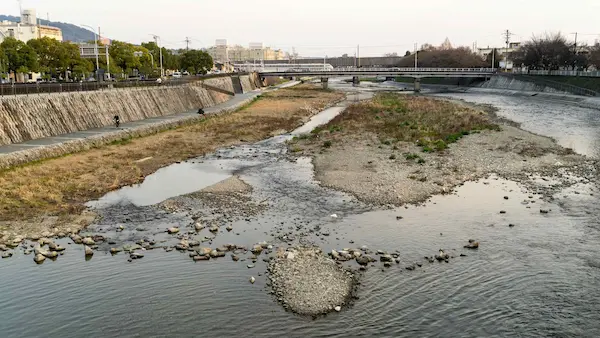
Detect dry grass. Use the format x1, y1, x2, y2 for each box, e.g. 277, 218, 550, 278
0, 85, 343, 225
295, 93, 498, 152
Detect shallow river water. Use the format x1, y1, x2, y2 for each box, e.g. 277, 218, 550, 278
1, 83, 600, 337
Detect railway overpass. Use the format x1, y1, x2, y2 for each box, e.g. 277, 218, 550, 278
258, 68, 497, 91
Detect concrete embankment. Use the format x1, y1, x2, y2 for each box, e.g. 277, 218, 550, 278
0, 74, 260, 147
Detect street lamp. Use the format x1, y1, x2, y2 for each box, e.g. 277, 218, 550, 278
81, 24, 100, 80
150, 34, 164, 78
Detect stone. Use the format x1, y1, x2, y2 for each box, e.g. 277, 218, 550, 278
175, 242, 190, 251
82, 237, 95, 246
34, 254, 46, 263
384, 262, 392, 268
259, 241, 269, 249
43, 251, 58, 258
540, 209, 550, 214
334, 306, 341, 312
405, 265, 415, 271
130, 252, 144, 259
247, 264, 255, 269
499, 210, 506, 214
71, 235, 83, 244
509, 224, 516, 228
84, 246, 94, 256
187, 240, 200, 247
2, 252, 12, 258
464, 240, 479, 249
194, 223, 204, 231
110, 248, 122, 254
0, 244, 8, 251
250, 276, 256, 284
123, 244, 142, 252
210, 250, 226, 258
251, 245, 263, 254
209, 226, 219, 233
226, 225, 233, 232
356, 256, 371, 266
286, 252, 296, 260
232, 255, 240, 261
193, 255, 210, 261
167, 227, 180, 234
380, 254, 393, 262
504, 196, 509, 200
330, 214, 338, 219
198, 247, 213, 256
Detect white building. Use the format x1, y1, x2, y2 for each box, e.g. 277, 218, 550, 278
0, 9, 63, 44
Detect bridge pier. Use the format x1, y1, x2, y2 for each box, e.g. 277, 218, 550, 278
385, 76, 395, 82
352, 76, 360, 86
414, 78, 421, 93
321, 77, 329, 89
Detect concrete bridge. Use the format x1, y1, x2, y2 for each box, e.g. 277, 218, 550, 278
258, 68, 497, 91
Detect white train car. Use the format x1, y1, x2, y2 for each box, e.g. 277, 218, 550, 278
234, 63, 334, 73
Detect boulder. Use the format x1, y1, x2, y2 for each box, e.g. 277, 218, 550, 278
193, 255, 210, 261
1, 252, 12, 259
210, 250, 226, 258
110, 248, 122, 254
194, 223, 205, 231
334, 306, 341, 312
34, 253, 46, 263
43, 251, 58, 259
130, 252, 144, 259
84, 246, 94, 256
71, 235, 83, 244
0, 244, 8, 251
380, 254, 393, 262
226, 225, 233, 232
198, 247, 213, 256
82, 237, 95, 246
464, 240, 479, 249
251, 245, 263, 254
209, 226, 219, 233
356, 256, 371, 266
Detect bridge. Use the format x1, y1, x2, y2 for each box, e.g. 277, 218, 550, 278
258, 68, 497, 91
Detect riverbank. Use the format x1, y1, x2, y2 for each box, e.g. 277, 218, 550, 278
288, 92, 596, 207
0, 85, 345, 246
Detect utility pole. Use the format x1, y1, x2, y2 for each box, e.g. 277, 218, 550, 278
491, 48, 495, 69
151, 34, 164, 77
571, 32, 578, 54
414, 43, 418, 69
357, 45, 360, 68
185, 37, 191, 51
503, 29, 513, 72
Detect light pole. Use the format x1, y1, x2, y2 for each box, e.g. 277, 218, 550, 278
81, 24, 100, 80
414, 43, 418, 69
151, 34, 164, 77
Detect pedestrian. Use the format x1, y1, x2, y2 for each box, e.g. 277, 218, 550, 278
114, 115, 120, 128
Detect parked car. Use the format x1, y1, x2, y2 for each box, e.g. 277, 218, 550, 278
172, 72, 182, 78
182, 71, 190, 76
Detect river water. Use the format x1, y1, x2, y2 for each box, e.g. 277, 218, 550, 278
1, 82, 600, 337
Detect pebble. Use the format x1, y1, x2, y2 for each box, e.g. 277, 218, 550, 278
250, 276, 256, 284
193, 255, 210, 261
247, 264, 255, 269
226, 225, 233, 232
194, 223, 204, 231
82, 237, 95, 246
167, 227, 180, 234
334, 306, 341, 312
130, 252, 144, 259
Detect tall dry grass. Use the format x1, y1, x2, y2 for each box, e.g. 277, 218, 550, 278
0, 85, 343, 223
309, 93, 498, 151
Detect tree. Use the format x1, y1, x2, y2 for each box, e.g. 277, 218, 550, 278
180, 50, 213, 74
590, 44, 600, 69
404, 50, 411, 57
511, 33, 574, 70
384, 52, 398, 57
141, 41, 180, 73
485, 48, 502, 68
1, 37, 39, 74
398, 47, 487, 68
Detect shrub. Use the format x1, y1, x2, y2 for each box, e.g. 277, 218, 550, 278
323, 140, 332, 148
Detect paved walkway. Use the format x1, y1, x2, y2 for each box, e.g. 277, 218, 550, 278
0, 90, 265, 155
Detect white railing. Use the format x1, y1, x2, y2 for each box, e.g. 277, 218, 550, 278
512, 69, 600, 77
259, 67, 497, 73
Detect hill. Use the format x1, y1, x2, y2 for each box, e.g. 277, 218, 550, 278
0, 14, 96, 42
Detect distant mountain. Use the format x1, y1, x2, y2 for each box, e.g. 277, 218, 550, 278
0, 14, 96, 42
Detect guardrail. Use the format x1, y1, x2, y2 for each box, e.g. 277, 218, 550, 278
0, 72, 248, 97
512, 69, 600, 77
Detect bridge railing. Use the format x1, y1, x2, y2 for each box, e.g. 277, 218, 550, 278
259, 67, 497, 74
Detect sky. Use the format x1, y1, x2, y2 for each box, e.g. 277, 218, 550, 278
1, 0, 599, 57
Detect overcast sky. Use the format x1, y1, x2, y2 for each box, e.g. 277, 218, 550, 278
2, 0, 599, 56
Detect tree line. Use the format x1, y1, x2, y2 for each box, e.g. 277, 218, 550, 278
0, 37, 214, 81
511, 33, 600, 71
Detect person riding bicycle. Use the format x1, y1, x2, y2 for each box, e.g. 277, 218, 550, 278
114, 115, 120, 128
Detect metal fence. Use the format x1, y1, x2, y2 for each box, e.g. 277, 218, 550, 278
512, 69, 600, 77
0, 73, 247, 97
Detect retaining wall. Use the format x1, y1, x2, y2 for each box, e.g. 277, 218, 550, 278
0, 74, 260, 147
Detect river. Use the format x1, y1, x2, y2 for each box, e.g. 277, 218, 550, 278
1, 82, 599, 337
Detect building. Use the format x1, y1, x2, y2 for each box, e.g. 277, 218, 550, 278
0, 9, 63, 43
207, 39, 288, 63
477, 42, 521, 59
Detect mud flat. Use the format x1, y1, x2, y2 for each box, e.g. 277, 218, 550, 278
289, 93, 598, 207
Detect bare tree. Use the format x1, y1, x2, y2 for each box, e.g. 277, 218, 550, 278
590, 44, 600, 69
397, 47, 487, 68
511, 33, 574, 70
383, 52, 398, 57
